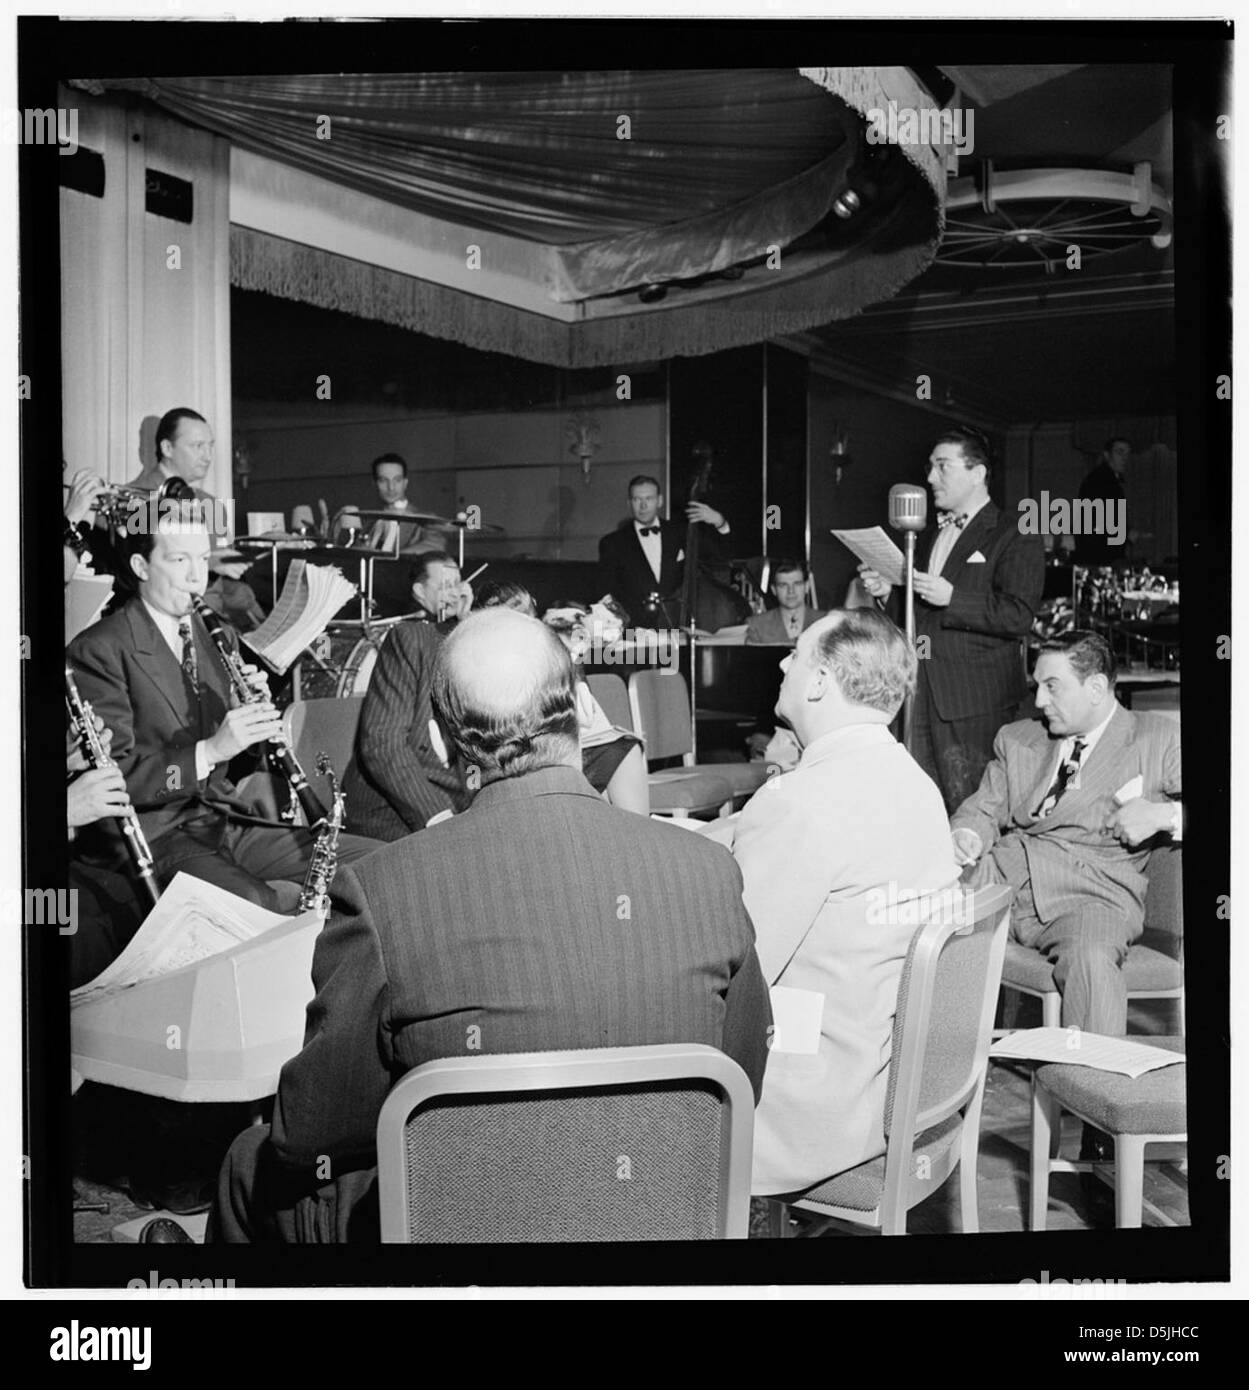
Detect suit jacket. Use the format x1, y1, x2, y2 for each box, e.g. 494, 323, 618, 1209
1074, 463, 1128, 565
902, 501, 1045, 722
269, 764, 772, 1193
67, 598, 251, 861
729, 723, 958, 1195
744, 606, 825, 646
599, 518, 722, 626
342, 616, 465, 840
951, 704, 1181, 932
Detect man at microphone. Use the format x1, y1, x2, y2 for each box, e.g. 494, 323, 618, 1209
859, 428, 1045, 810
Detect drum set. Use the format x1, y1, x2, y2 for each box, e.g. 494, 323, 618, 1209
236, 507, 505, 700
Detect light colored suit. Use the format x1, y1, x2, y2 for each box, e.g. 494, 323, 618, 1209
730, 723, 958, 1195
951, 704, 1181, 1032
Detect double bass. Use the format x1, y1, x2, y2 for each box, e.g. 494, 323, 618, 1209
674, 441, 751, 634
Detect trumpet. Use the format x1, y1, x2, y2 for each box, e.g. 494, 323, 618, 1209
191, 598, 328, 829
85, 476, 198, 528
65, 667, 162, 909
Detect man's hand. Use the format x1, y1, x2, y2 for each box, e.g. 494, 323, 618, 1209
451, 581, 474, 621
1104, 798, 1173, 848
68, 766, 131, 829
913, 570, 954, 607
951, 827, 983, 867
235, 659, 271, 704
66, 715, 112, 773
686, 502, 725, 530
203, 703, 285, 766
857, 565, 892, 601
64, 469, 106, 526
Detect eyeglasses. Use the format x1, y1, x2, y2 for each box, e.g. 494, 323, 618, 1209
928, 461, 972, 477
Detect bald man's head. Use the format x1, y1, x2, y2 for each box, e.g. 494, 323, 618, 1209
432, 608, 581, 786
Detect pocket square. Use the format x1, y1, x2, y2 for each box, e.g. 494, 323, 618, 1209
967, 551, 987, 563
676, 549, 685, 563
1114, 775, 1145, 805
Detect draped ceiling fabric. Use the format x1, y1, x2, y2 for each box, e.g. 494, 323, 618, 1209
71, 69, 947, 367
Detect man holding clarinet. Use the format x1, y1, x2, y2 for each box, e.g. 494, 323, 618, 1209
67, 503, 380, 915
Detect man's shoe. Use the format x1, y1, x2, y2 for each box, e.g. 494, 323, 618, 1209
139, 1217, 194, 1244
1079, 1124, 1115, 1163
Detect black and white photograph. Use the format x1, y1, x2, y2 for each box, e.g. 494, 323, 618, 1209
7, 3, 1238, 1338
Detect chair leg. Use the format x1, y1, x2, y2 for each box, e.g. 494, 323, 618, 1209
1030, 1076, 1060, 1231
1114, 1136, 1146, 1229
766, 1200, 793, 1238
1042, 991, 1061, 1029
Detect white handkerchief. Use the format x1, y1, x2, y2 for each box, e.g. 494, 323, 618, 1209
1114, 775, 1144, 805
768, 986, 824, 1056
676, 549, 685, 563
967, 550, 987, 563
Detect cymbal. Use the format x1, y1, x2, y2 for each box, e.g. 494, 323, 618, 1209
340, 508, 457, 525
342, 507, 506, 534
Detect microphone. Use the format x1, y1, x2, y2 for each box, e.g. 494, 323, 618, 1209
888, 483, 928, 533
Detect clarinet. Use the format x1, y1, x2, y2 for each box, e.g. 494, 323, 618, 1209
191, 599, 328, 829
299, 754, 344, 915
65, 667, 162, 909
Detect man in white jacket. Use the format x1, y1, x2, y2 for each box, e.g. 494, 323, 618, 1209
726, 608, 960, 1196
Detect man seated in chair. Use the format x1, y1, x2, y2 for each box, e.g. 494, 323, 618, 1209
950, 630, 1182, 1043
744, 558, 824, 645
719, 608, 959, 1197
210, 607, 771, 1242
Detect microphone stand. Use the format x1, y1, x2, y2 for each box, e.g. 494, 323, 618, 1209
902, 530, 917, 752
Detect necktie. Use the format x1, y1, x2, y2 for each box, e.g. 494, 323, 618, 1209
177, 618, 199, 698
638, 525, 660, 537
937, 511, 968, 530
1034, 737, 1087, 818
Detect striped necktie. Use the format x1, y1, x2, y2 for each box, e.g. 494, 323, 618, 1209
1034, 737, 1087, 818
177, 618, 199, 698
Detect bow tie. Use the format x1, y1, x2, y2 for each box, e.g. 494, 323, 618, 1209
937, 511, 969, 531
637, 525, 660, 537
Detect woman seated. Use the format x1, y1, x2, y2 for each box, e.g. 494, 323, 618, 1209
476, 583, 649, 814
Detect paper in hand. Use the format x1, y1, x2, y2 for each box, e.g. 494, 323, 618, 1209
832, 527, 906, 587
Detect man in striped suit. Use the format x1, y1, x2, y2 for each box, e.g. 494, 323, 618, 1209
343, 551, 472, 839
211, 608, 770, 1241
951, 630, 1182, 1039
859, 428, 1046, 810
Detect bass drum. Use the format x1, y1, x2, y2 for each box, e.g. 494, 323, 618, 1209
335, 617, 404, 697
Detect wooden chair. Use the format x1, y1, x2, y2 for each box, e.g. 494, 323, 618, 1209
627, 670, 767, 808
767, 884, 1013, 1236
586, 673, 733, 817
1029, 1036, 1186, 1228
998, 844, 1183, 1035
376, 1044, 755, 1242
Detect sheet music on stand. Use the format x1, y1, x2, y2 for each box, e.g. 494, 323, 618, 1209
242, 558, 358, 673
70, 873, 288, 1008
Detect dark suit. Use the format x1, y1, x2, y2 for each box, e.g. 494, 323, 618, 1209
67, 598, 378, 916
210, 764, 772, 1241
744, 606, 824, 645
599, 518, 716, 627
953, 704, 1180, 1033
1074, 462, 1128, 566
901, 502, 1045, 809
343, 616, 466, 839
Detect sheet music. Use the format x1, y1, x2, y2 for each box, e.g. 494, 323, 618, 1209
831, 527, 907, 587
70, 873, 288, 1007
243, 560, 357, 673
990, 1027, 1184, 1077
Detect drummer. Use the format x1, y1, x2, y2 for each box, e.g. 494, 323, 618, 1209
365, 453, 454, 554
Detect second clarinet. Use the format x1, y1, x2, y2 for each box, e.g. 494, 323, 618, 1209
191, 599, 328, 828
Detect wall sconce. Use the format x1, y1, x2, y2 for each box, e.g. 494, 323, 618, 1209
566, 411, 602, 484
829, 424, 851, 485
232, 438, 252, 492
